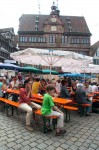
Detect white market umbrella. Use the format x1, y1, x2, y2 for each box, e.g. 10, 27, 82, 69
10, 48, 93, 79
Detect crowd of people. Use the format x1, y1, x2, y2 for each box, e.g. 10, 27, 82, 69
0, 73, 99, 135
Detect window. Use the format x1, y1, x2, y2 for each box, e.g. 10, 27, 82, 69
29, 36, 46, 43
93, 59, 99, 65
49, 35, 55, 43
69, 27, 72, 32
43, 37, 46, 42
96, 51, 99, 57
19, 36, 27, 42
35, 26, 38, 31
81, 38, 89, 44
33, 37, 36, 42
35, 16, 39, 22
71, 38, 80, 44
71, 38, 76, 44
29, 37, 32, 42
79, 51, 85, 55
61, 36, 67, 43
76, 39, 80, 44
78, 51, 88, 55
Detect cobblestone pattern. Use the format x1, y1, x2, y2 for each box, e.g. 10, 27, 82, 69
0, 109, 99, 150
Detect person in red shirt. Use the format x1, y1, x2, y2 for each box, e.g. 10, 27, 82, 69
19, 78, 41, 131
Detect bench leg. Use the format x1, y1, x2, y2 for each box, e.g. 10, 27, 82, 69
43, 116, 47, 134
52, 118, 56, 130
65, 109, 70, 123
0, 102, 5, 112
78, 105, 83, 117
6, 105, 14, 117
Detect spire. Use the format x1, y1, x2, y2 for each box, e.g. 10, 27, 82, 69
50, 0, 60, 17
51, 1, 57, 12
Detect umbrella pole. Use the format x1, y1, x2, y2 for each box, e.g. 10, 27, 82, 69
50, 65, 52, 80
84, 70, 86, 82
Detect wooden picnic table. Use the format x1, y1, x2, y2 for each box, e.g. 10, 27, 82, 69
32, 93, 72, 105
7, 89, 72, 105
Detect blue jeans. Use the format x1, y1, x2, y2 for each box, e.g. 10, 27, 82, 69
79, 101, 91, 113
86, 101, 91, 113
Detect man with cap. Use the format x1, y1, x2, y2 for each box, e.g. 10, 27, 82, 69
75, 84, 91, 116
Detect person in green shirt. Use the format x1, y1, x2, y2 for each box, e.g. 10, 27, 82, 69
41, 85, 66, 136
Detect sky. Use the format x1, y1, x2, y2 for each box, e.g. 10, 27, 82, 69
0, 0, 99, 45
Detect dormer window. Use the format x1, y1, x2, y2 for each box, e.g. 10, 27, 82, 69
66, 17, 70, 21
35, 16, 39, 22
35, 26, 38, 31
69, 27, 72, 32
67, 21, 71, 25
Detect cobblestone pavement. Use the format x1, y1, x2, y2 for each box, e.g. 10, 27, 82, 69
0, 110, 99, 150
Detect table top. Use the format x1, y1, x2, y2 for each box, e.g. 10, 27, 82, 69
94, 92, 99, 94
7, 89, 19, 95
52, 97, 72, 104
33, 93, 72, 104
7, 89, 72, 105
87, 94, 94, 97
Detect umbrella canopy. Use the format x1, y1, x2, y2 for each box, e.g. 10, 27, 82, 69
0, 63, 21, 70
10, 48, 93, 79
59, 73, 96, 78
10, 48, 93, 67
20, 66, 42, 74
42, 69, 58, 75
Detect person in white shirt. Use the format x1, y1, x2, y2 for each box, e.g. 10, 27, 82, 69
84, 82, 93, 103
9, 76, 19, 102
91, 82, 98, 93
9, 76, 19, 89
55, 79, 61, 94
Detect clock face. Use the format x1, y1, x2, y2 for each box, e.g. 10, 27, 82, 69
51, 18, 57, 22
51, 26, 57, 31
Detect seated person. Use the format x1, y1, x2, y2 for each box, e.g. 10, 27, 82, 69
84, 82, 93, 102
75, 84, 91, 116
9, 76, 19, 89
32, 78, 41, 94
92, 82, 98, 93
41, 85, 66, 136
19, 78, 41, 131
70, 81, 77, 101
9, 76, 19, 102
2, 78, 8, 98
55, 79, 61, 95
60, 79, 70, 99
71, 81, 77, 93
40, 79, 47, 95
0, 78, 3, 97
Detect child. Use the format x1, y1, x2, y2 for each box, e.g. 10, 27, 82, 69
41, 85, 66, 136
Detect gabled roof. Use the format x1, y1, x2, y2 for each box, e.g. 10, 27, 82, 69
91, 41, 99, 50
90, 41, 99, 56
0, 28, 15, 35
18, 14, 91, 35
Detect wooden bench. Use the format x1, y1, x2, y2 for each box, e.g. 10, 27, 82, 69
77, 103, 91, 117
93, 99, 99, 102
35, 109, 58, 133
31, 98, 42, 104
0, 97, 19, 116
60, 105, 78, 122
